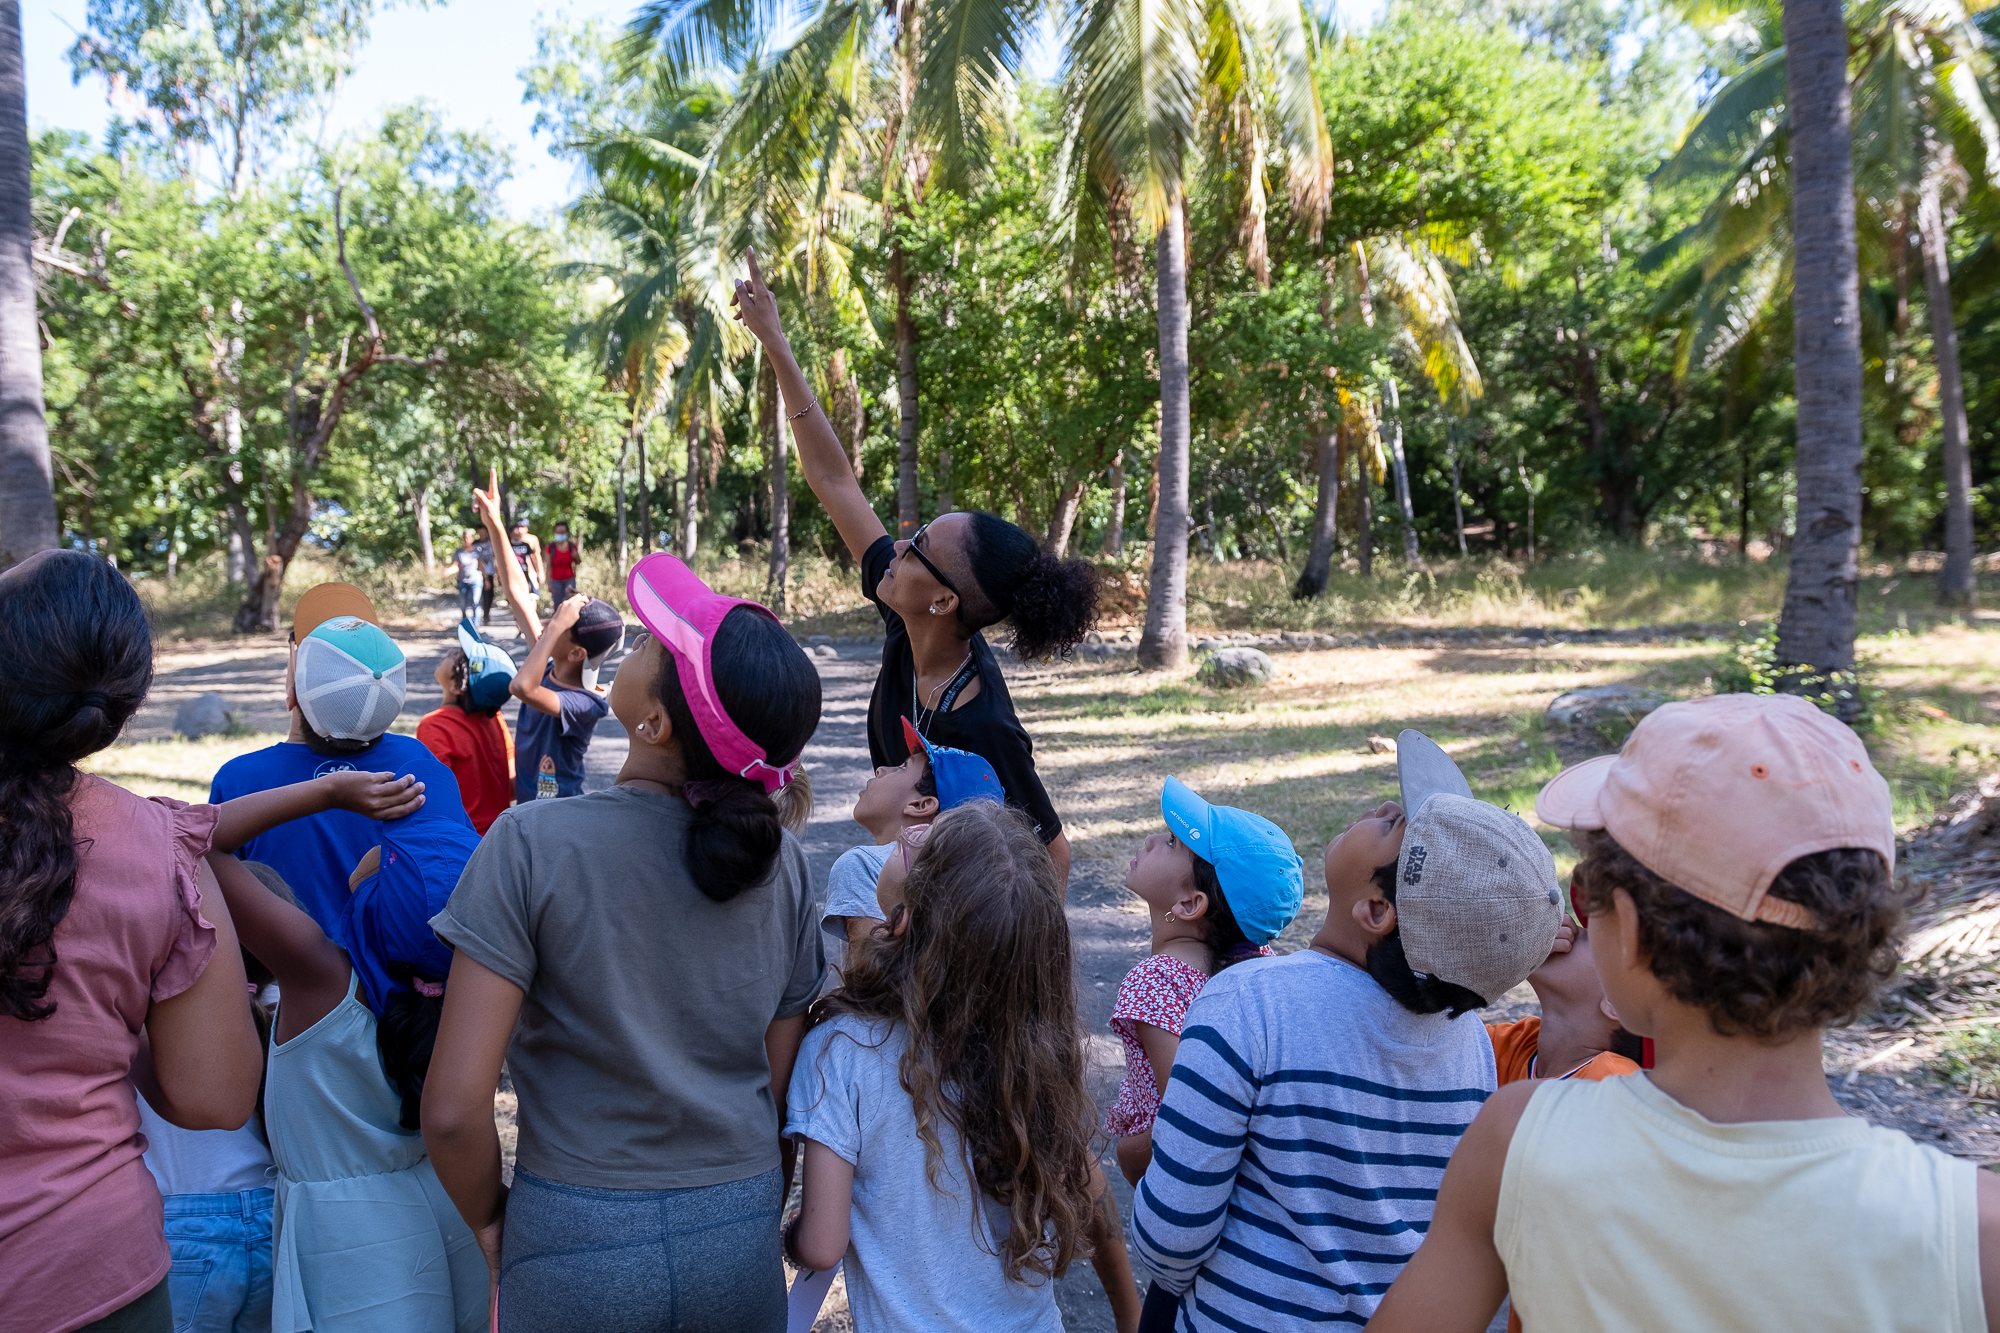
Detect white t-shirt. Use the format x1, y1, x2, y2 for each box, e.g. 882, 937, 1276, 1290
821, 842, 894, 984
135, 1087, 275, 1198
786, 1015, 1061, 1333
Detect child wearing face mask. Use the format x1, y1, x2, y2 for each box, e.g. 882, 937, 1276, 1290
1130, 733, 1563, 1333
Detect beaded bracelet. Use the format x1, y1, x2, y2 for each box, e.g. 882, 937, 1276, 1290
789, 395, 819, 421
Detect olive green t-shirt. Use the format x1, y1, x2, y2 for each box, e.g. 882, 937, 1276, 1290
431, 785, 823, 1190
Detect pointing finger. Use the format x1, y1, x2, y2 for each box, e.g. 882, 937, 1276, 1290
745, 248, 767, 294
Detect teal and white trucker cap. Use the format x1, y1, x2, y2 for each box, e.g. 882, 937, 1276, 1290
296, 615, 407, 741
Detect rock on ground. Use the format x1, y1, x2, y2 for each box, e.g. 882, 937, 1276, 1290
1199, 647, 1275, 689
173, 691, 235, 740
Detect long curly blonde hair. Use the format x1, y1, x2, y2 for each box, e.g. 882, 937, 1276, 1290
812, 801, 1097, 1281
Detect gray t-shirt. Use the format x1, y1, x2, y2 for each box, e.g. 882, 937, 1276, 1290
821, 841, 893, 984
432, 786, 824, 1190
786, 1015, 1060, 1333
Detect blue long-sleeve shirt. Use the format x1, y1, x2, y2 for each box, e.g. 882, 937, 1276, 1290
1130, 950, 1496, 1330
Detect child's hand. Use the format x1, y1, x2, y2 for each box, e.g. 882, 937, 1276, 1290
320, 770, 426, 822
730, 250, 787, 350
471, 466, 504, 529
551, 593, 587, 628
1545, 922, 1577, 960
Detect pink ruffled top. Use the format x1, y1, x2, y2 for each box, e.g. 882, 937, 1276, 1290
0, 776, 220, 1331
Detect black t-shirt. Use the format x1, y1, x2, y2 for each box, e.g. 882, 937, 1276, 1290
862, 535, 1061, 844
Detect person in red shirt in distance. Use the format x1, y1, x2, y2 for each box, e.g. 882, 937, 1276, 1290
418, 621, 516, 833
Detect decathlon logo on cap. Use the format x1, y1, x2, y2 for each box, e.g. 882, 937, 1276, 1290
296, 616, 407, 741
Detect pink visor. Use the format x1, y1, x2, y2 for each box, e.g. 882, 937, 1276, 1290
627, 554, 798, 794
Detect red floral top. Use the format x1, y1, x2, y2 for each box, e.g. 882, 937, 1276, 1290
1103, 953, 1214, 1138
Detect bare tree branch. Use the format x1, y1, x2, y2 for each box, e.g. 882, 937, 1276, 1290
333, 181, 383, 345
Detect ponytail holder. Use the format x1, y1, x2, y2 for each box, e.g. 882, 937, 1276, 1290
683, 780, 741, 809
412, 978, 444, 998
74, 690, 111, 715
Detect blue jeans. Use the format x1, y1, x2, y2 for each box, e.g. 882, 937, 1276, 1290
458, 579, 481, 620
162, 1190, 273, 1333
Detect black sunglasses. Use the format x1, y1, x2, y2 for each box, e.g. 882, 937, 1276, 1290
904, 521, 962, 609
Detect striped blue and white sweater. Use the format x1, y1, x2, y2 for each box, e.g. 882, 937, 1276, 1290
1130, 950, 1496, 1331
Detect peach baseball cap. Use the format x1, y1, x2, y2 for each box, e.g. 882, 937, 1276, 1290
1535, 693, 1894, 929
293, 582, 379, 639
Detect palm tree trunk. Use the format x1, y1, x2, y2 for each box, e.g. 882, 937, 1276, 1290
683, 412, 700, 560
637, 415, 651, 556
762, 355, 789, 614
1384, 377, 1420, 567
0, 0, 56, 568
615, 429, 630, 571
1294, 427, 1340, 599
1448, 426, 1467, 556
1775, 0, 1865, 694
891, 243, 920, 538
1102, 450, 1125, 556
1358, 460, 1374, 578
1920, 169, 1976, 606
1139, 200, 1192, 670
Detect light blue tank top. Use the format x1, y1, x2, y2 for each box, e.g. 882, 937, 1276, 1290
266, 973, 486, 1333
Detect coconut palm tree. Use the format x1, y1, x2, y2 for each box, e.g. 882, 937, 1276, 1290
1654, 0, 1996, 621
625, 0, 1038, 536
1055, 0, 1331, 667
0, 0, 57, 567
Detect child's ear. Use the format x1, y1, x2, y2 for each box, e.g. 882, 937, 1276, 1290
1174, 887, 1209, 923
1351, 893, 1398, 940
886, 903, 911, 938
904, 793, 940, 821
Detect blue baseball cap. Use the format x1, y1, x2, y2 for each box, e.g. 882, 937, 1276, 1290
341, 818, 482, 1015
900, 716, 1006, 811
1160, 776, 1304, 946
457, 618, 516, 711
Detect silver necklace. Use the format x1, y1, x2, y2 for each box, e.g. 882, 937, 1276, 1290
911, 649, 973, 741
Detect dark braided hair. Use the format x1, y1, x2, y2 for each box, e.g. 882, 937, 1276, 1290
654, 606, 822, 902
1364, 861, 1488, 1018
0, 552, 154, 1021
960, 512, 1101, 662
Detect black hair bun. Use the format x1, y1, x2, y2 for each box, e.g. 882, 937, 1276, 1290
1008, 551, 1102, 662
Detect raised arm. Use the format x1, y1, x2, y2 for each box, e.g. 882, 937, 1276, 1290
733, 251, 889, 562
474, 467, 541, 640
203, 852, 351, 1041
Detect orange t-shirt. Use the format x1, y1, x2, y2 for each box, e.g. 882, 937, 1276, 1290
1486, 1016, 1640, 1333
417, 706, 515, 834
1487, 1017, 1640, 1086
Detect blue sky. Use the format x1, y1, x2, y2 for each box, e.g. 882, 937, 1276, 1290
22, 0, 1386, 218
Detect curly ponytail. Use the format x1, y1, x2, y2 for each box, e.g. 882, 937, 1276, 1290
0, 552, 154, 1021
656, 606, 822, 902
962, 512, 1101, 662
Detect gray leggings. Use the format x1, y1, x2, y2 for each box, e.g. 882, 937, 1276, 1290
499, 1168, 785, 1333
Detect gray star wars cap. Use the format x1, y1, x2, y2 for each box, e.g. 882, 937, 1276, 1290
1393, 730, 1562, 1005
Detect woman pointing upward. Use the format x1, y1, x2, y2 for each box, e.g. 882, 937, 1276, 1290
733, 252, 1098, 882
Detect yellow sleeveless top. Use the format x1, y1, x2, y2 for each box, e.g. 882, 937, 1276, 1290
1496, 1073, 1983, 1333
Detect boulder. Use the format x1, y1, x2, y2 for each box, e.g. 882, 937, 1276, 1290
1546, 684, 1668, 754
1367, 735, 1397, 754
1199, 647, 1275, 690
811, 644, 839, 660
174, 691, 235, 740
806, 634, 834, 646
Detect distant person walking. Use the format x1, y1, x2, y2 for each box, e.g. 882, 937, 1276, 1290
509, 519, 544, 605
545, 522, 578, 604
452, 530, 482, 621
473, 534, 497, 627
